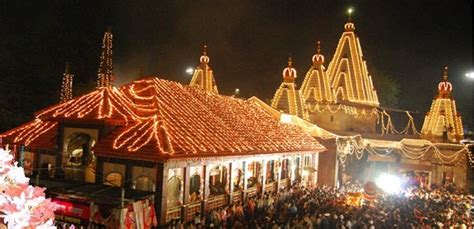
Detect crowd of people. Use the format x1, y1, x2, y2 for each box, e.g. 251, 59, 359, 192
166, 183, 472, 229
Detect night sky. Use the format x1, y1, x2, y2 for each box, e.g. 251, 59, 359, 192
0, 0, 472, 131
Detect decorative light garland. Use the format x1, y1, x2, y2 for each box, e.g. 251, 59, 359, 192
59, 63, 73, 103
335, 136, 469, 165
97, 28, 113, 88
5, 78, 324, 157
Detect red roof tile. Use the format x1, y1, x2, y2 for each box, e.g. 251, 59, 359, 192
2, 78, 325, 161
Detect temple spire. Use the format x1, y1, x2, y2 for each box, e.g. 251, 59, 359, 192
422, 65, 463, 142
189, 44, 218, 93
60, 62, 74, 103
97, 27, 114, 88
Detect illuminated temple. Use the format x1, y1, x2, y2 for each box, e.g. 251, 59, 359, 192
0, 14, 472, 227
0, 32, 324, 226
263, 18, 470, 189
421, 66, 464, 143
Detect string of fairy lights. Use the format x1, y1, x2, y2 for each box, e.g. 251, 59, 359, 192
335, 135, 470, 166
4, 77, 323, 156
96, 29, 113, 88
60, 63, 73, 103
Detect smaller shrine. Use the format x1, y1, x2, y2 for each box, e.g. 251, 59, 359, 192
421, 66, 464, 143
300, 41, 334, 104
189, 45, 219, 94
271, 57, 308, 120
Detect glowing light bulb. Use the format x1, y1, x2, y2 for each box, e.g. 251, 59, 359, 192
186, 67, 194, 75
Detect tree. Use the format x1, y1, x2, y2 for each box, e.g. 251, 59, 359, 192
0, 149, 56, 228
371, 68, 401, 108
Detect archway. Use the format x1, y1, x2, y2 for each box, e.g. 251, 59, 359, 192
247, 161, 262, 188
189, 173, 201, 202
63, 133, 96, 182
135, 176, 154, 191
105, 172, 123, 187
233, 168, 243, 190
281, 159, 290, 180
167, 176, 183, 208
266, 160, 275, 184
209, 166, 227, 196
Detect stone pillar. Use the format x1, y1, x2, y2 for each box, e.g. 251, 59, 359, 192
228, 162, 233, 205
182, 166, 190, 222
276, 159, 281, 191
242, 161, 248, 201
156, 163, 167, 226
201, 164, 209, 213
261, 159, 266, 198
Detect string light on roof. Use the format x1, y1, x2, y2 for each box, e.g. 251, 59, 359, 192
60, 62, 74, 103
23, 78, 323, 157
97, 27, 114, 88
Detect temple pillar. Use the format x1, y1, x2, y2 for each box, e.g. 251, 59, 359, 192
181, 165, 190, 222
276, 158, 282, 191
242, 161, 248, 201
228, 162, 233, 205
156, 163, 167, 226
261, 159, 266, 198
201, 164, 209, 213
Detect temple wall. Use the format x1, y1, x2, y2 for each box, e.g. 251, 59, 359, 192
308, 107, 377, 133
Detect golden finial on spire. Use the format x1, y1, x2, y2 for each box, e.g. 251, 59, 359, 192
317, 41, 321, 54
288, 56, 293, 67
200, 44, 210, 64
443, 65, 449, 80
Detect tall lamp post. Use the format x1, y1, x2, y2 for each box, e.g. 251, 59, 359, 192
466, 71, 474, 136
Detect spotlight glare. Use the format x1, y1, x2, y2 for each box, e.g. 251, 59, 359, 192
186, 67, 194, 75
375, 174, 401, 194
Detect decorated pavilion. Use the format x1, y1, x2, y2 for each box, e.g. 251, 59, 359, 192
0, 32, 325, 226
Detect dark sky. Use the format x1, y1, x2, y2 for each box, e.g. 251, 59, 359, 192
0, 0, 472, 130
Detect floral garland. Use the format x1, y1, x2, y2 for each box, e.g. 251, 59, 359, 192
0, 149, 56, 229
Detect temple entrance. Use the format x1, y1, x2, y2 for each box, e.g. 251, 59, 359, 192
63, 133, 96, 182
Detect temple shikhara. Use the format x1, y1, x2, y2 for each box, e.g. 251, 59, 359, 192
189, 45, 219, 94
271, 57, 308, 120
0, 13, 471, 228
421, 66, 464, 143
